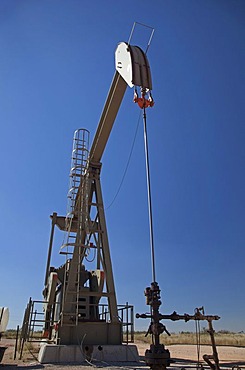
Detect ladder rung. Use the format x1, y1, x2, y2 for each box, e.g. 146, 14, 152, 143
60, 243, 76, 247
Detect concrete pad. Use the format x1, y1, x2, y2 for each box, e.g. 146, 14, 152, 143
38, 344, 139, 364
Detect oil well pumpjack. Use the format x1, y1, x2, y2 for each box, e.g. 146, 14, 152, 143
20, 42, 153, 363
20, 40, 221, 369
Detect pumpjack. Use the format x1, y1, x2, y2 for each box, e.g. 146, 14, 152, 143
20, 41, 154, 363
19, 37, 221, 369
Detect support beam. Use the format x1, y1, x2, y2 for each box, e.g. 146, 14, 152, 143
89, 71, 127, 163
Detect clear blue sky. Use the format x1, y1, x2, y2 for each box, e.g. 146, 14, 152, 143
0, 0, 244, 333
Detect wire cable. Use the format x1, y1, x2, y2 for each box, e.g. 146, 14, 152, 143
128, 22, 155, 54
106, 111, 142, 210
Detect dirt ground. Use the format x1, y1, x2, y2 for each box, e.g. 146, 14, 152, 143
135, 340, 245, 368
135, 340, 245, 362
0, 338, 244, 369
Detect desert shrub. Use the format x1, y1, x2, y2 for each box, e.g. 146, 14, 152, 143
2, 329, 17, 339
134, 331, 245, 347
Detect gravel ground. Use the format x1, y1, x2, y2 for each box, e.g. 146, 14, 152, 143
1, 339, 244, 370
